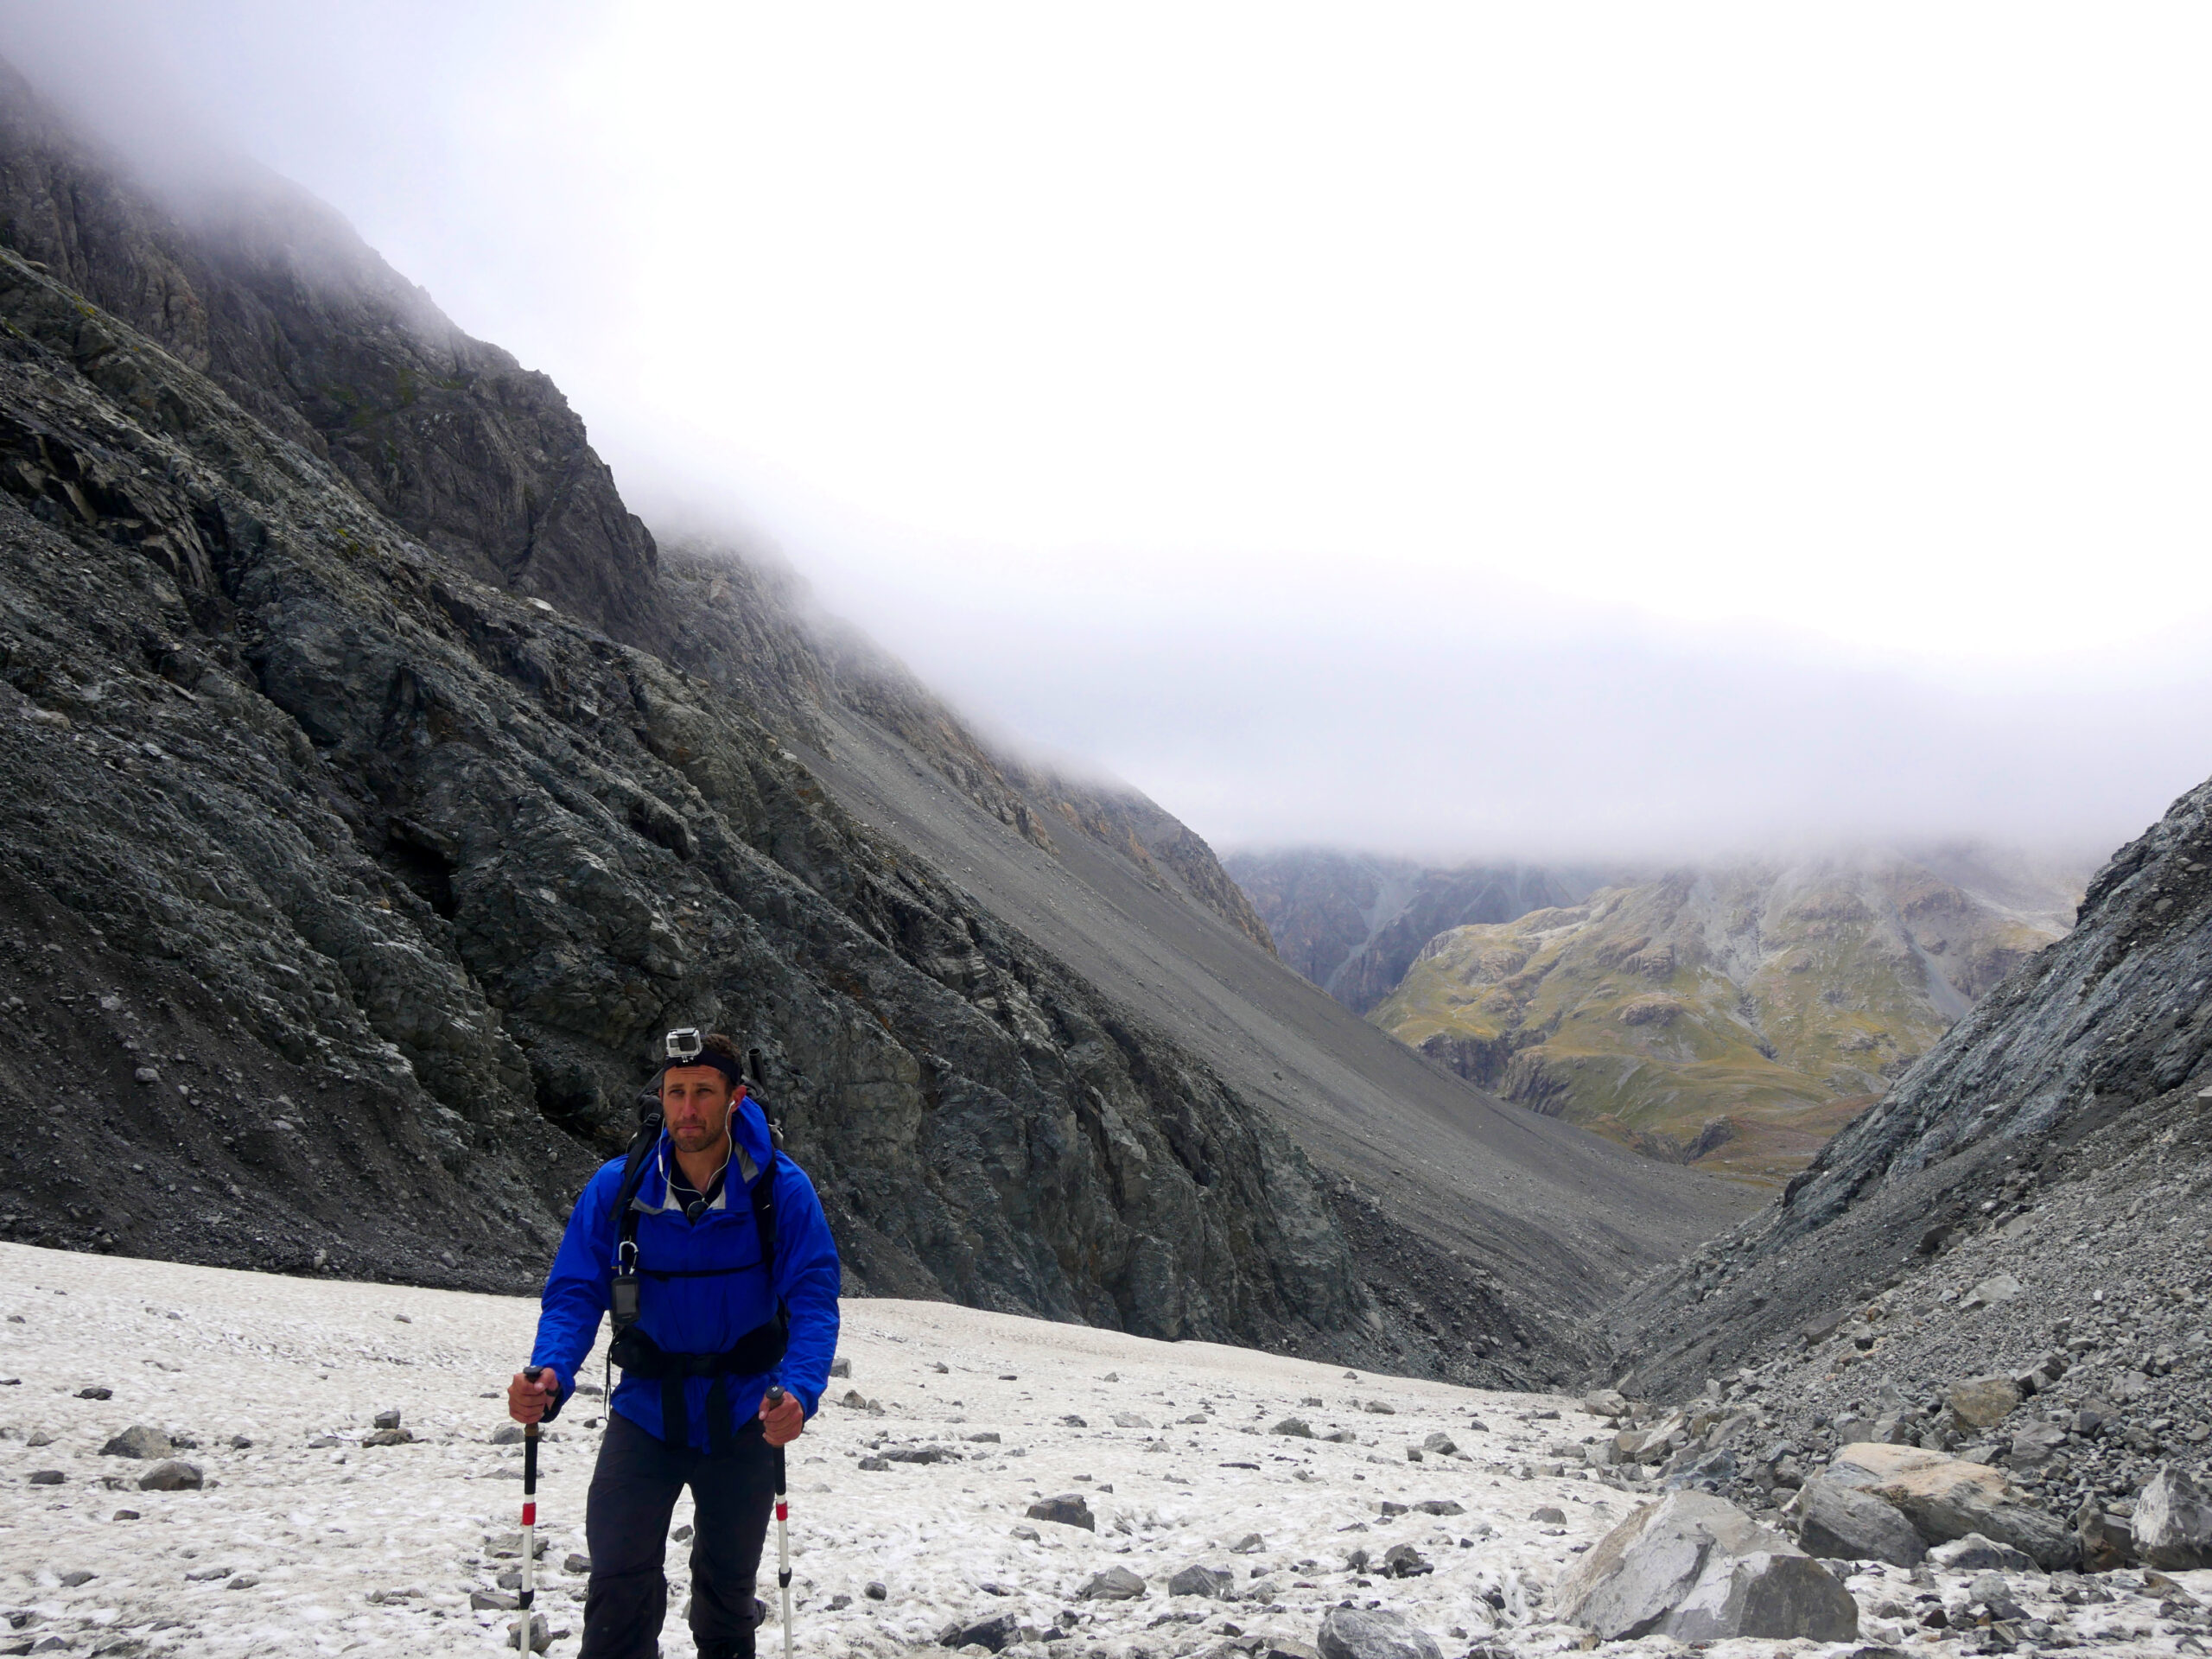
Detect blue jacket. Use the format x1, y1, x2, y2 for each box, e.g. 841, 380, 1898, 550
531, 1093, 841, 1450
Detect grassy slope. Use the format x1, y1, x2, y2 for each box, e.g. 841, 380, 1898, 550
1370, 855, 2077, 1185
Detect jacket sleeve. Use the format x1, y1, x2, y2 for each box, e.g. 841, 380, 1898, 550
530, 1160, 620, 1416
770, 1158, 842, 1418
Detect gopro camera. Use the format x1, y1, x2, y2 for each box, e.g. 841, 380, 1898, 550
664, 1027, 704, 1065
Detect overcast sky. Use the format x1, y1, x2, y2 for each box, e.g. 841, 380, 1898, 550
5, 3, 2209, 861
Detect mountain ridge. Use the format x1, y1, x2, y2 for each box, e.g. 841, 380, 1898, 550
0, 60, 1741, 1388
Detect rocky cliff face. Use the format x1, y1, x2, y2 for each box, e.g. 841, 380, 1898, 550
0, 73, 1363, 1356
1611, 781, 2212, 1400
1368, 852, 2082, 1184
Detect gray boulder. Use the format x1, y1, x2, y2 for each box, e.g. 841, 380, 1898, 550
1077, 1567, 1147, 1601
137, 1459, 204, 1491
1553, 1491, 1856, 1643
1826, 1443, 2076, 1570
937, 1612, 1019, 1651
2074, 1501, 2136, 1573
1166, 1565, 1232, 1599
1928, 1533, 2035, 1573
100, 1426, 173, 1459
2134, 1464, 2212, 1571
1664, 1553, 1859, 1644
1271, 1418, 1314, 1438
1946, 1376, 2020, 1429
1316, 1606, 1444, 1659
1796, 1476, 1927, 1567
1420, 1432, 1457, 1457
1025, 1494, 1095, 1531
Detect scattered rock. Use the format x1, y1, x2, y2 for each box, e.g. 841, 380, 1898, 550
1360, 1401, 1395, 1415
1026, 1495, 1094, 1531
938, 1612, 1020, 1651
1271, 1418, 1313, 1438
2135, 1464, 2212, 1570
471, 1591, 519, 1611
1167, 1565, 1232, 1599
1316, 1605, 1444, 1659
563, 1554, 591, 1575
136, 1460, 202, 1491
1961, 1271, 2023, 1310
76, 1388, 112, 1401
2075, 1501, 2136, 1573
372, 1408, 401, 1431
1529, 1505, 1567, 1525
228, 1435, 252, 1450
1947, 1375, 2022, 1429
1554, 1491, 1857, 1643
99, 1427, 172, 1459
1229, 1533, 1266, 1554
1925, 1533, 2035, 1573
1420, 1433, 1457, 1457
490, 1424, 524, 1445
1413, 1500, 1464, 1516
1382, 1543, 1432, 1578
1008, 1525, 1039, 1542
963, 1432, 1001, 1444
360, 1428, 414, 1446
865, 1581, 887, 1599
1110, 1413, 1152, 1429
1796, 1476, 1928, 1567
1077, 1567, 1147, 1601
57, 1571, 94, 1587
506, 1611, 551, 1653
1584, 1389, 1630, 1419
830, 1357, 851, 1378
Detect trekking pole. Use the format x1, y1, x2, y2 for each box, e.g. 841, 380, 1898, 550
518, 1365, 543, 1654
765, 1385, 794, 1659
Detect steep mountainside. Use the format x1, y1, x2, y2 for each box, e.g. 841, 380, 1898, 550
0, 64, 1745, 1386
1369, 852, 2082, 1183
1608, 779, 2212, 1446
1225, 849, 1584, 1012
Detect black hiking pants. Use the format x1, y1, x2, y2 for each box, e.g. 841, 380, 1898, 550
582, 1411, 775, 1659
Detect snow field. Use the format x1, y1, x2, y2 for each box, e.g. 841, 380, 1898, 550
0, 1243, 1645, 1657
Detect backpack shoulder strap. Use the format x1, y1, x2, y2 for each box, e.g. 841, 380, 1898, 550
610, 1112, 664, 1269
749, 1147, 779, 1287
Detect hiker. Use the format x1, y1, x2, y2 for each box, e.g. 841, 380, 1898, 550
506, 1030, 841, 1659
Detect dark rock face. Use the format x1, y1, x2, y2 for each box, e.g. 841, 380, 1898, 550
0, 71, 1363, 1351
0, 61, 663, 646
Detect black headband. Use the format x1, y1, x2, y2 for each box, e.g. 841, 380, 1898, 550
660, 1051, 744, 1086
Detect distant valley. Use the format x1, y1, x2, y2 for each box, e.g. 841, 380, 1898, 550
1229, 847, 2086, 1182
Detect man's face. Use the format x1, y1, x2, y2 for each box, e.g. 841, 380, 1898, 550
661, 1065, 736, 1155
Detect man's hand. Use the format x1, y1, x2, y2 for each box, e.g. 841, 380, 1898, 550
508, 1367, 561, 1425
760, 1388, 804, 1447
